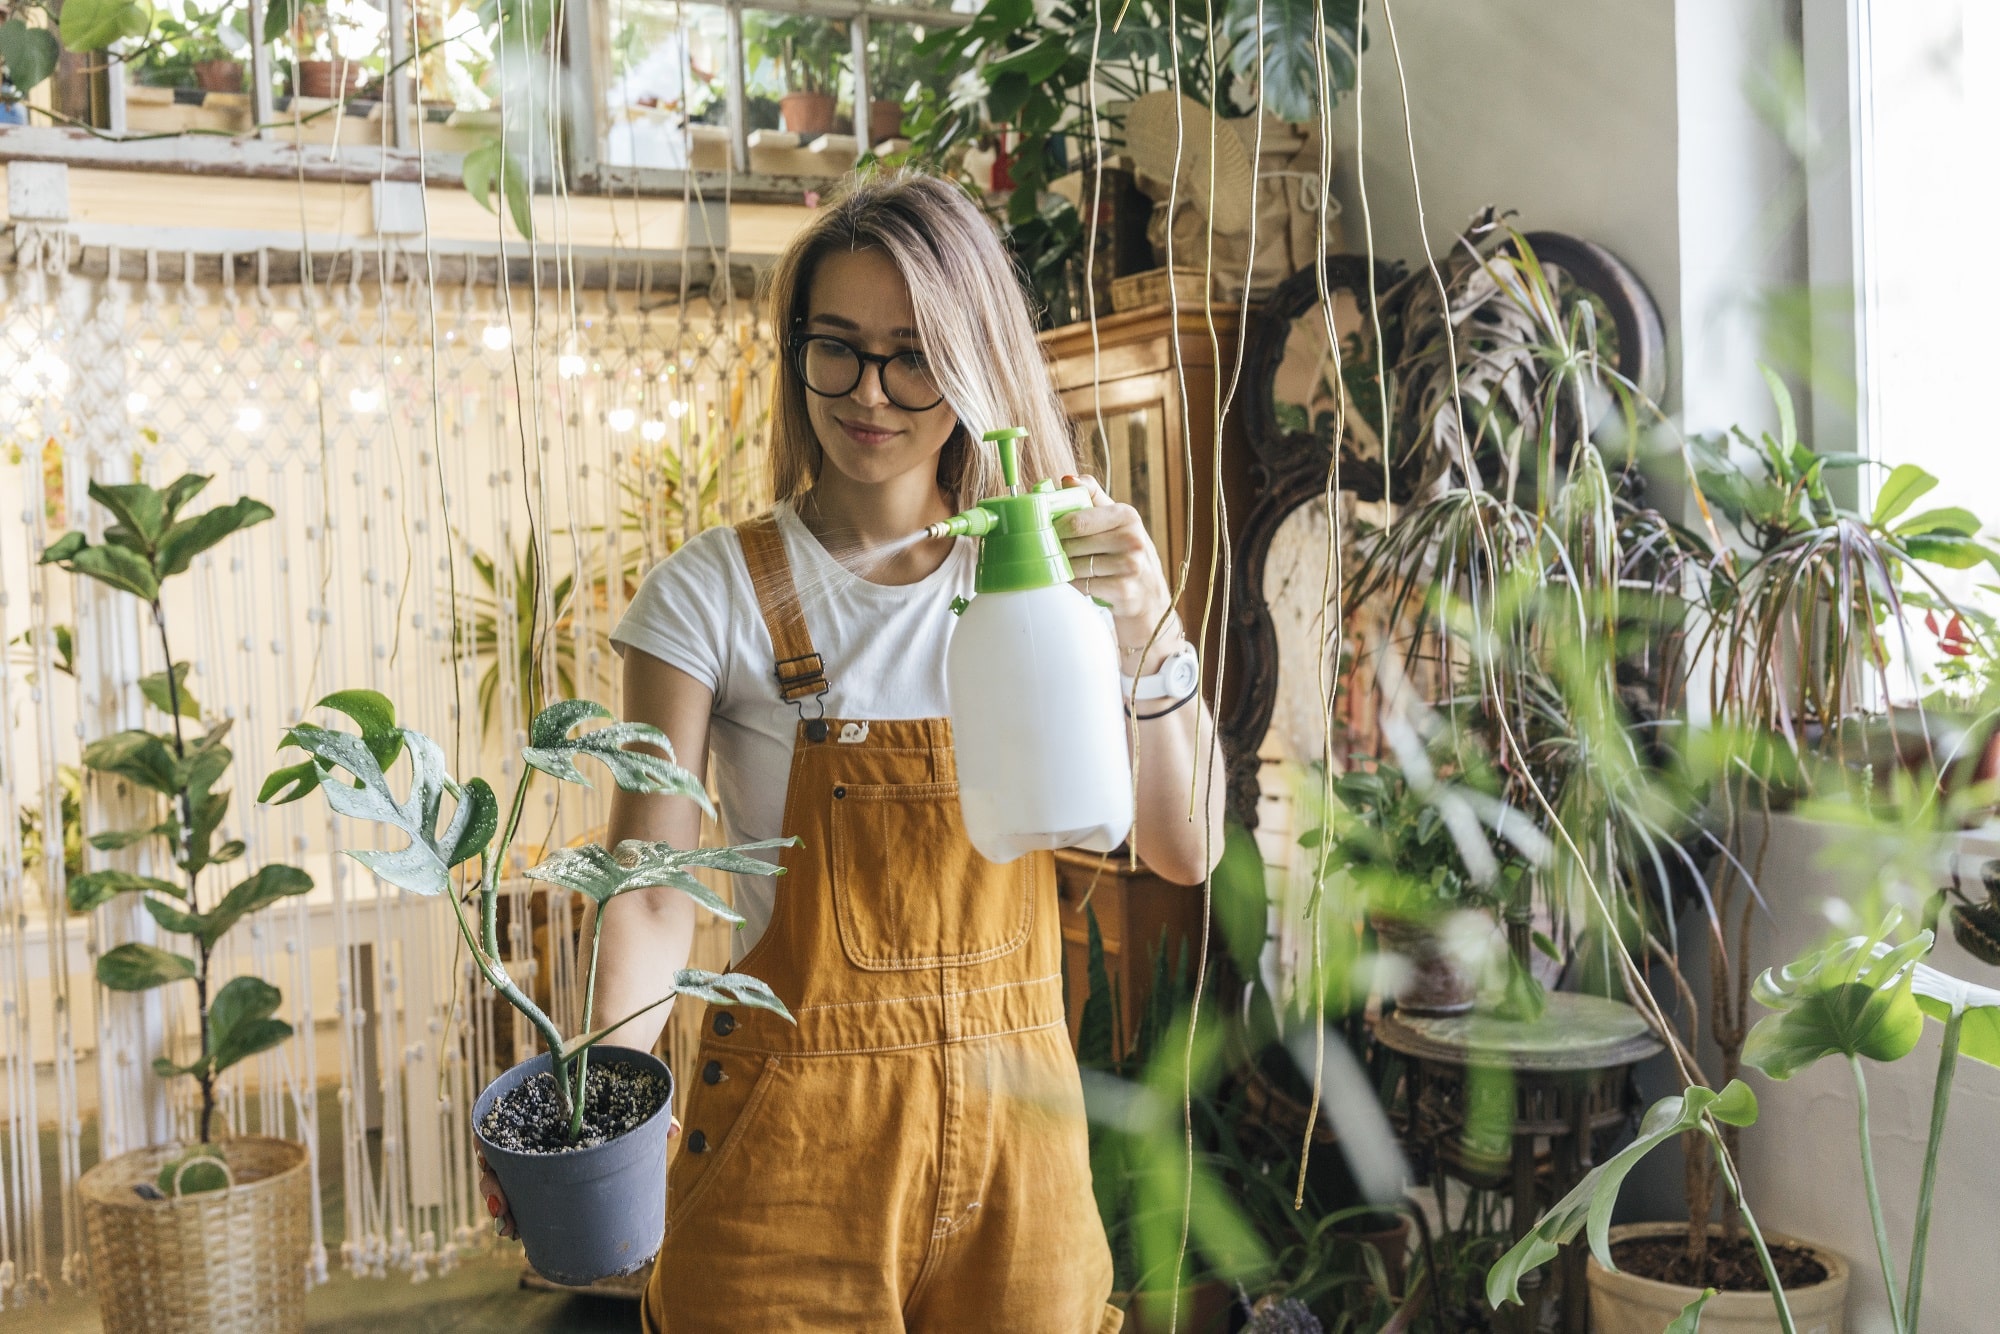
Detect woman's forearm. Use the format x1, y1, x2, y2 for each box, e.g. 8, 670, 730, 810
1130, 696, 1229, 885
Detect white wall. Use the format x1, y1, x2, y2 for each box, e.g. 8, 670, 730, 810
1326, 0, 1683, 402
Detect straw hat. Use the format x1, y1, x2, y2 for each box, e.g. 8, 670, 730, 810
1120, 91, 1256, 236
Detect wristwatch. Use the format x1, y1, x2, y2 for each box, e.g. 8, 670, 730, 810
1120, 641, 1200, 702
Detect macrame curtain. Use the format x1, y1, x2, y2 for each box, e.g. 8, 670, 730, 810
0, 226, 773, 1301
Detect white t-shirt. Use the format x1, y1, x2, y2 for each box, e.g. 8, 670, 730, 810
610, 502, 976, 961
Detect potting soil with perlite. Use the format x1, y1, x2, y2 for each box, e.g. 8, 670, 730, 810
479, 1062, 671, 1154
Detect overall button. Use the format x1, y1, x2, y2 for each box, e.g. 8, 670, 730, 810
685, 1130, 709, 1154
805, 718, 830, 743
712, 1011, 736, 1036
702, 1060, 725, 1085
833, 785, 847, 799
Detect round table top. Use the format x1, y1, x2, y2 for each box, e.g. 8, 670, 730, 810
1376, 992, 1664, 1072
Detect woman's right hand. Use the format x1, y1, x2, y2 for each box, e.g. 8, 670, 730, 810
478, 1117, 682, 1240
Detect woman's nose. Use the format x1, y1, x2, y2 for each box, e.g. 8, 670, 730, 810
850, 361, 890, 407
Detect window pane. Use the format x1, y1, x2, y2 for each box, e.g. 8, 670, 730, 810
602, 1, 733, 169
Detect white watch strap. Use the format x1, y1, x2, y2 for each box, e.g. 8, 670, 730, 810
1121, 642, 1199, 701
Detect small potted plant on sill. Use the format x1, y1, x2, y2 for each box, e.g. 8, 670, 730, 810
268, 690, 795, 1285
135, 1, 247, 94
865, 23, 931, 146
42, 475, 314, 1334
746, 11, 845, 139
269, 0, 365, 100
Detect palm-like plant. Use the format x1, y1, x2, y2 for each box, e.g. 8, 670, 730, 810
448, 540, 581, 743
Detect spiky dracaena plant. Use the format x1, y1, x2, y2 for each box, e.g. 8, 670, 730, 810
41, 476, 313, 1185
266, 692, 793, 1141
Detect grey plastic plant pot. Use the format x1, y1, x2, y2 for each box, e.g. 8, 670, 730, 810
472, 1045, 676, 1286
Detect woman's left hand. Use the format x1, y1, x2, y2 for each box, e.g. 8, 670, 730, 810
1056, 475, 1178, 665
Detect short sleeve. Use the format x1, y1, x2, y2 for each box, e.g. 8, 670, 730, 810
610, 526, 742, 695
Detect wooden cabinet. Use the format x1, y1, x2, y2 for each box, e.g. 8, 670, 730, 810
1038, 303, 1254, 1059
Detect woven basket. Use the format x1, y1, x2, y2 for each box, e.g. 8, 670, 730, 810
79, 1135, 311, 1334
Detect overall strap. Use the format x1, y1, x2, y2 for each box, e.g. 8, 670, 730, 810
736, 512, 830, 703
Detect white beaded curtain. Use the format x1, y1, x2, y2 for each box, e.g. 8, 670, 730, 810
0, 227, 772, 1299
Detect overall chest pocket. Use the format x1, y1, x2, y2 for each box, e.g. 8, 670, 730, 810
829, 781, 1033, 971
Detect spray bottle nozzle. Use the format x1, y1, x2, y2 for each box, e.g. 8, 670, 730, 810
926, 508, 998, 541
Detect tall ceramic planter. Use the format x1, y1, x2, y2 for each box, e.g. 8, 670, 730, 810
79, 1136, 311, 1334
473, 1045, 677, 1286
1587, 1223, 1849, 1334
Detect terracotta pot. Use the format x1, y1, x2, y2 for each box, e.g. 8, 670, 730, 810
1586, 1223, 1849, 1334
193, 59, 243, 94
779, 90, 835, 138
1336, 1212, 1410, 1295
1368, 911, 1475, 1016
868, 98, 902, 145
296, 59, 365, 100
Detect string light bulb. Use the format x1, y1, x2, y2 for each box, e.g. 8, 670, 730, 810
607, 408, 636, 433
482, 324, 512, 352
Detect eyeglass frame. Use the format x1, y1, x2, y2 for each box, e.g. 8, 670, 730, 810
788, 332, 948, 413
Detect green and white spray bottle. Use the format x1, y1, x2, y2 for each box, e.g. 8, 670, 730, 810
931, 427, 1133, 863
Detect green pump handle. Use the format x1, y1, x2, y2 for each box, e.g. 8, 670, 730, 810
924, 427, 1091, 592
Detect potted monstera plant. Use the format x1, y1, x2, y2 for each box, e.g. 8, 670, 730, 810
268, 690, 794, 1285
43, 476, 315, 1334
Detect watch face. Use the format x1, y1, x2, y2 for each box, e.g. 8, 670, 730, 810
1165, 646, 1199, 696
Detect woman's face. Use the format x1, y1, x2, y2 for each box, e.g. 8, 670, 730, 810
799, 248, 958, 490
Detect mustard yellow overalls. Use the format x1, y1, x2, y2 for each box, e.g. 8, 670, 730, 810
642, 514, 1122, 1333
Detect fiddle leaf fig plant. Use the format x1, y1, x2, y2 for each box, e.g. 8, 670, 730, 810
270, 691, 795, 1142
40, 476, 313, 1190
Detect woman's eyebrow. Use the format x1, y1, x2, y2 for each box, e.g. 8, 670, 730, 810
805, 313, 920, 339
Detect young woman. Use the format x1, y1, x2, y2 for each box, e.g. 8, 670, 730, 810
483, 170, 1226, 1331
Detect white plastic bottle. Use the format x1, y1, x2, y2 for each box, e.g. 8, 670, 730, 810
931, 428, 1134, 864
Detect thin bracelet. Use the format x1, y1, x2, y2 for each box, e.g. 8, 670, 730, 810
1127, 685, 1199, 722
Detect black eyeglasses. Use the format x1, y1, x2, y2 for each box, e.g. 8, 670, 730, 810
790, 334, 946, 413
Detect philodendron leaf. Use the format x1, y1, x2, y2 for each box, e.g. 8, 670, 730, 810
196, 864, 313, 947
1908, 960, 2000, 1069
521, 700, 713, 809
314, 689, 403, 771
82, 729, 179, 795
1487, 1081, 1758, 1310
0, 19, 61, 93
68, 869, 184, 913
95, 941, 198, 991
209, 974, 292, 1074
523, 837, 794, 920
276, 724, 491, 894
155, 496, 274, 577
139, 662, 201, 719
670, 968, 794, 1020
258, 760, 322, 806
1871, 462, 1938, 528
1744, 929, 1930, 1080
1665, 1289, 1716, 1334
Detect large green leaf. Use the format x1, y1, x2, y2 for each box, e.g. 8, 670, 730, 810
0, 19, 61, 92
66, 542, 160, 599
196, 864, 314, 947
96, 941, 197, 991
57, 0, 151, 51
87, 479, 169, 548
462, 140, 536, 240
1487, 1082, 1758, 1309
1908, 960, 2000, 1069
521, 700, 712, 807
1223, 0, 1359, 126
1744, 931, 1930, 1080
1872, 462, 1939, 528
1894, 507, 1980, 537
209, 975, 292, 1074
87, 822, 173, 852
142, 893, 204, 937
315, 689, 403, 771
523, 837, 792, 919
276, 724, 492, 894
139, 662, 201, 719
155, 496, 274, 577
81, 730, 179, 795
68, 869, 184, 913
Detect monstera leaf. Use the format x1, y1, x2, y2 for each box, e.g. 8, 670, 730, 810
1744, 925, 1931, 1080
1488, 1081, 1759, 1309
521, 700, 712, 810
524, 837, 794, 922
274, 722, 497, 895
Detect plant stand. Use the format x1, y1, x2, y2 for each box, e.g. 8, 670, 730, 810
1377, 993, 1661, 1334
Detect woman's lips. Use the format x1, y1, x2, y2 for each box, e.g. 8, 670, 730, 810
837, 417, 901, 445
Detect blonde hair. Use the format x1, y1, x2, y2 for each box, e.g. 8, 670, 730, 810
763, 169, 1078, 509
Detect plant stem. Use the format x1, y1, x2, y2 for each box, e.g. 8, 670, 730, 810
1904, 1007, 1962, 1333
566, 909, 609, 1143
1707, 1128, 1798, 1334
472, 771, 575, 1120
195, 940, 214, 1143
1848, 1054, 1905, 1332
